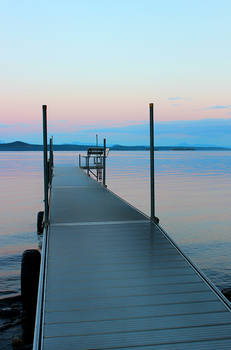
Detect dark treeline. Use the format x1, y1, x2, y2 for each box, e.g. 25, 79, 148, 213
0, 141, 230, 151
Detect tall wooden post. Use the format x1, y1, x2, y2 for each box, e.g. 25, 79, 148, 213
43, 105, 49, 228
103, 138, 106, 186
149, 103, 155, 221
49, 137, 53, 169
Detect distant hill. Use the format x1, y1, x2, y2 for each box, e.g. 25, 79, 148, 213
0, 141, 42, 151
0, 141, 230, 151
0, 141, 89, 151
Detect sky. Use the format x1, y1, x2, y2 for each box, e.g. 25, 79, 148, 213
1, 0, 231, 146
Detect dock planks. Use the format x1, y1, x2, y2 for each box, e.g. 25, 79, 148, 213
38, 165, 231, 349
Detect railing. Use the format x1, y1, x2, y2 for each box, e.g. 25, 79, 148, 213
79, 139, 108, 185
79, 155, 103, 168
79, 154, 104, 181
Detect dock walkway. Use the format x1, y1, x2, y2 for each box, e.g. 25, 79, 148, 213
37, 165, 231, 349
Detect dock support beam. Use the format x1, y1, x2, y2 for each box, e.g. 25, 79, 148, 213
43, 105, 49, 228
103, 138, 106, 186
49, 137, 54, 169
87, 156, 90, 176
49, 137, 54, 182
149, 103, 159, 224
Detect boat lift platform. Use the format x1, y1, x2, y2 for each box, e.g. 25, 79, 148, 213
79, 144, 109, 182
34, 164, 231, 350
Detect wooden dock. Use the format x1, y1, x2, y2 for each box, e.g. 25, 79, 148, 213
34, 164, 231, 349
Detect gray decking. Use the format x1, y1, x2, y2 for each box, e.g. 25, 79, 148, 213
40, 166, 231, 349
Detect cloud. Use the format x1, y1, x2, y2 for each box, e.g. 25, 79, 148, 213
0, 123, 12, 128
0, 122, 29, 128
168, 97, 184, 101
168, 97, 190, 102
206, 105, 231, 110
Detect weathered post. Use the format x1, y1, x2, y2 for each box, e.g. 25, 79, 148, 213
43, 105, 49, 228
49, 137, 53, 182
149, 103, 155, 221
49, 137, 54, 169
103, 138, 106, 186
96, 135, 99, 180
87, 156, 90, 176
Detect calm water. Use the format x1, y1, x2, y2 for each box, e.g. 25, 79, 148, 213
0, 151, 231, 299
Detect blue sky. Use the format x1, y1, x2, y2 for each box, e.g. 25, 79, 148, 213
0, 1, 231, 145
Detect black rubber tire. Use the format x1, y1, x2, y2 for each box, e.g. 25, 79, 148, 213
21, 249, 41, 320
222, 288, 231, 301
37, 211, 44, 234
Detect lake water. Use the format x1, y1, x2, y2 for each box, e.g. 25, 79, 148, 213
0, 151, 231, 299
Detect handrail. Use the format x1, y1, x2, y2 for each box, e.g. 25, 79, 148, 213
78, 140, 108, 185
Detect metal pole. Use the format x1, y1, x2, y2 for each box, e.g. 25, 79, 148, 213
43, 105, 49, 228
49, 137, 53, 181
50, 136, 54, 168
97, 161, 99, 182
87, 156, 90, 176
149, 103, 155, 220
103, 138, 106, 186
96, 135, 99, 180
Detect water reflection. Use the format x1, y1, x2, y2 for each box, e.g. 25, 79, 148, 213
0, 150, 231, 297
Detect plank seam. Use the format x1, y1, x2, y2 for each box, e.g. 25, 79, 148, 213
51, 220, 150, 226
45, 309, 227, 325
44, 321, 231, 339
46, 299, 219, 313
45, 289, 214, 303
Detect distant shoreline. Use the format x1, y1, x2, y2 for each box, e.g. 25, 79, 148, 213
0, 141, 230, 151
